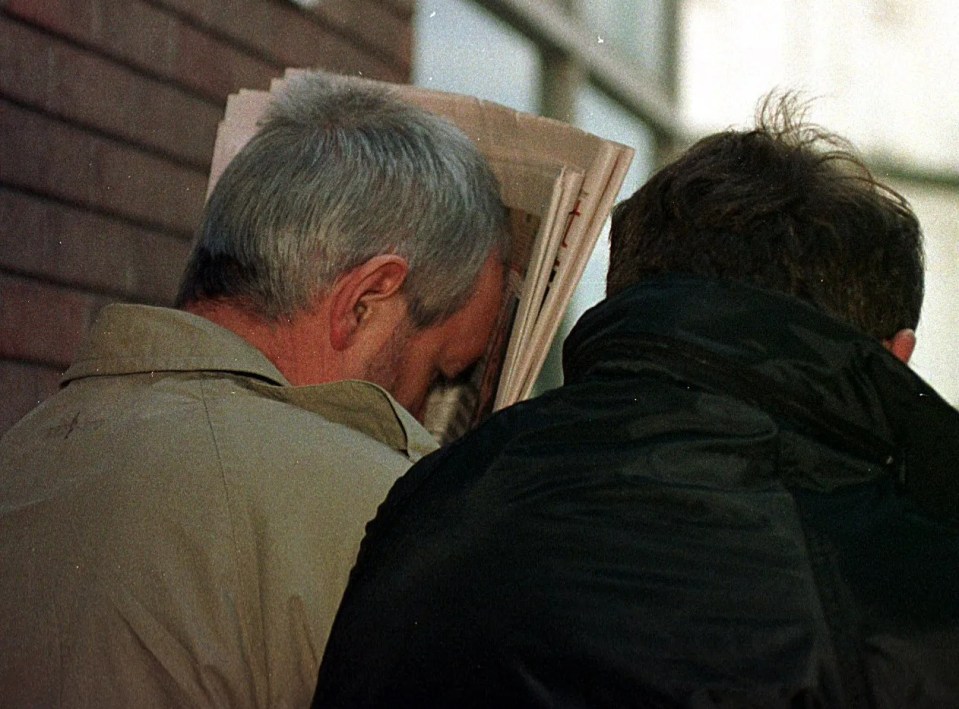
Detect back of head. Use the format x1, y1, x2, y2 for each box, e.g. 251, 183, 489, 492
178, 71, 508, 327
607, 94, 924, 339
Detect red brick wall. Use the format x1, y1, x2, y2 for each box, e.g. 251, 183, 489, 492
0, 0, 413, 433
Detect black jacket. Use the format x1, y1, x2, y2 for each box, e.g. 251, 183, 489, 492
315, 276, 959, 708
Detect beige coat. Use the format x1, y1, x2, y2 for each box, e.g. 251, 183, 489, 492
0, 304, 436, 707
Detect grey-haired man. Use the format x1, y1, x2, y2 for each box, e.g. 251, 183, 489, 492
0, 71, 507, 707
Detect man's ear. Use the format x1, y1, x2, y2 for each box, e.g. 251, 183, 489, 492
329, 255, 410, 351
883, 328, 917, 364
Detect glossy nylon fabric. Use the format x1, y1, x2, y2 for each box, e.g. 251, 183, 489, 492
314, 276, 959, 708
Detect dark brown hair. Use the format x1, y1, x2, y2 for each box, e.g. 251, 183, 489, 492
607, 94, 924, 338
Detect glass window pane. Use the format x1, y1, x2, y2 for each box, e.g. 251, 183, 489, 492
414, 0, 541, 114
579, 0, 672, 81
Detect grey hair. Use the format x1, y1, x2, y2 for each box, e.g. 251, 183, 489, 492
177, 71, 508, 327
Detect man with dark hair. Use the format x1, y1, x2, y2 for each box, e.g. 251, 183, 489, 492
0, 71, 507, 706
312, 98, 959, 707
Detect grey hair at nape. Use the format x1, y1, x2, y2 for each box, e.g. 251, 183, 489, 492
177, 70, 509, 327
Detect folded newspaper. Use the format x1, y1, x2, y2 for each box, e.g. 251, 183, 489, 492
207, 70, 634, 444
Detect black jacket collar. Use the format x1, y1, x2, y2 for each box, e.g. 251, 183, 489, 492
563, 276, 959, 524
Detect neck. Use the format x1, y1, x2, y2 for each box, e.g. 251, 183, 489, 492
182, 299, 338, 386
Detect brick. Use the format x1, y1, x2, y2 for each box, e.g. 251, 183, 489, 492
146, 0, 407, 82
0, 101, 206, 235
0, 360, 63, 435
0, 274, 102, 366
381, 0, 414, 19
0, 188, 190, 304
147, 0, 322, 63
0, 16, 221, 167
3, 0, 280, 101
167, 19, 279, 99
302, 0, 412, 70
